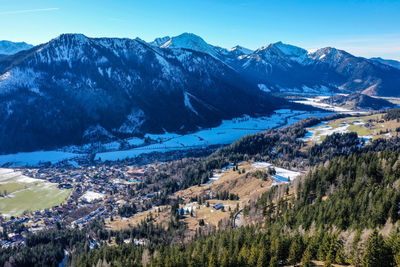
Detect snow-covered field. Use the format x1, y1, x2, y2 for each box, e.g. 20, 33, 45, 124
206, 163, 234, 184
293, 96, 365, 114
0, 151, 82, 167
300, 121, 373, 144
96, 109, 330, 162
271, 166, 301, 185
0, 168, 71, 217
301, 122, 349, 143
0, 168, 38, 184
251, 162, 301, 185
0, 109, 331, 166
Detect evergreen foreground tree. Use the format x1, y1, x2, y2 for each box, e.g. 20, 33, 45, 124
362, 230, 393, 267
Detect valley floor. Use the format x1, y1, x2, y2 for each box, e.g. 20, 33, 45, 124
0, 109, 331, 167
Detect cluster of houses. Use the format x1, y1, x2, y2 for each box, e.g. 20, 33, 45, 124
0, 164, 156, 248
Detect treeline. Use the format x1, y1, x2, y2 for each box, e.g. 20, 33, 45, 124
215, 190, 239, 201
118, 201, 137, 217
308, 132, 360, 165
73, 225, 400, 267
0, 226, 89, 267
384, 108, 400, 121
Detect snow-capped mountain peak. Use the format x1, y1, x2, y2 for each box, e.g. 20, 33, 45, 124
150, 36, 170, 47
160, 33, 205, 48
251, 41, 309, 66
52, 33, 90, 45
229, 45, 253, 56
159, 33, 217, 55
263, 41, 308, 57
308, 47, 351, 65
153, 33, 230, 59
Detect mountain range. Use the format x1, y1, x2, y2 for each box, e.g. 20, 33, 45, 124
370, 57, 400, 70
0, 33, 399, 153
0, 34, 291, 153
149, 33, 400, 96
0, 40, 33, 58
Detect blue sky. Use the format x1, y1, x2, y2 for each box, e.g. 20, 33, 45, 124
0, 0, 399, 59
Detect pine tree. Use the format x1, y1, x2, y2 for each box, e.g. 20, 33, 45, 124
288, 236, 303, 264
208, 245, 218, 267
269, 255, 279, 267
301, 247, 313, 267
325, 236, 338, 265
389, 232, 400, 267
220, 248, 230, 267
257, 248, 268, 267
361, 230, 392, 267
248, 245, 258, 266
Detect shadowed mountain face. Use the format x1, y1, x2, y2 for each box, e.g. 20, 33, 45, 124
0, 34, 289, 153
0, 32, 399, 153
237, 44, 400, 96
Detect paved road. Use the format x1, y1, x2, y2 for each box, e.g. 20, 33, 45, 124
233, 210, 244, 228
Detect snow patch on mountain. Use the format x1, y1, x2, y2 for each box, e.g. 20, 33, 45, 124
258, 84, 271, 92
229, 45, 253, 55
0, 68, 42, 94
158, 33, 229, 59
309, 47, 346, 66
150, 36, 170, 47
0, 151, 81, 167
184, 91, 198, 115
117, 109, 146, 134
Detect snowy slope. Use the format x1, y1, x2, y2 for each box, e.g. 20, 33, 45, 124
155, 33, 228, 58
229, 45, 253, 56
95, 109, 330, 162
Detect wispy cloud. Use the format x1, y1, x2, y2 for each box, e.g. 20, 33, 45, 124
0, 8, 59, 16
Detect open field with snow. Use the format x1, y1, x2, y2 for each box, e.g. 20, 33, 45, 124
300, 113, 400, 144
96, 109, 331, 162
292, 96, 366, 114
0, 169, 71, 217
0, 109, 331, 166
0, 151, 82, 167
251, 162, 301, 185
